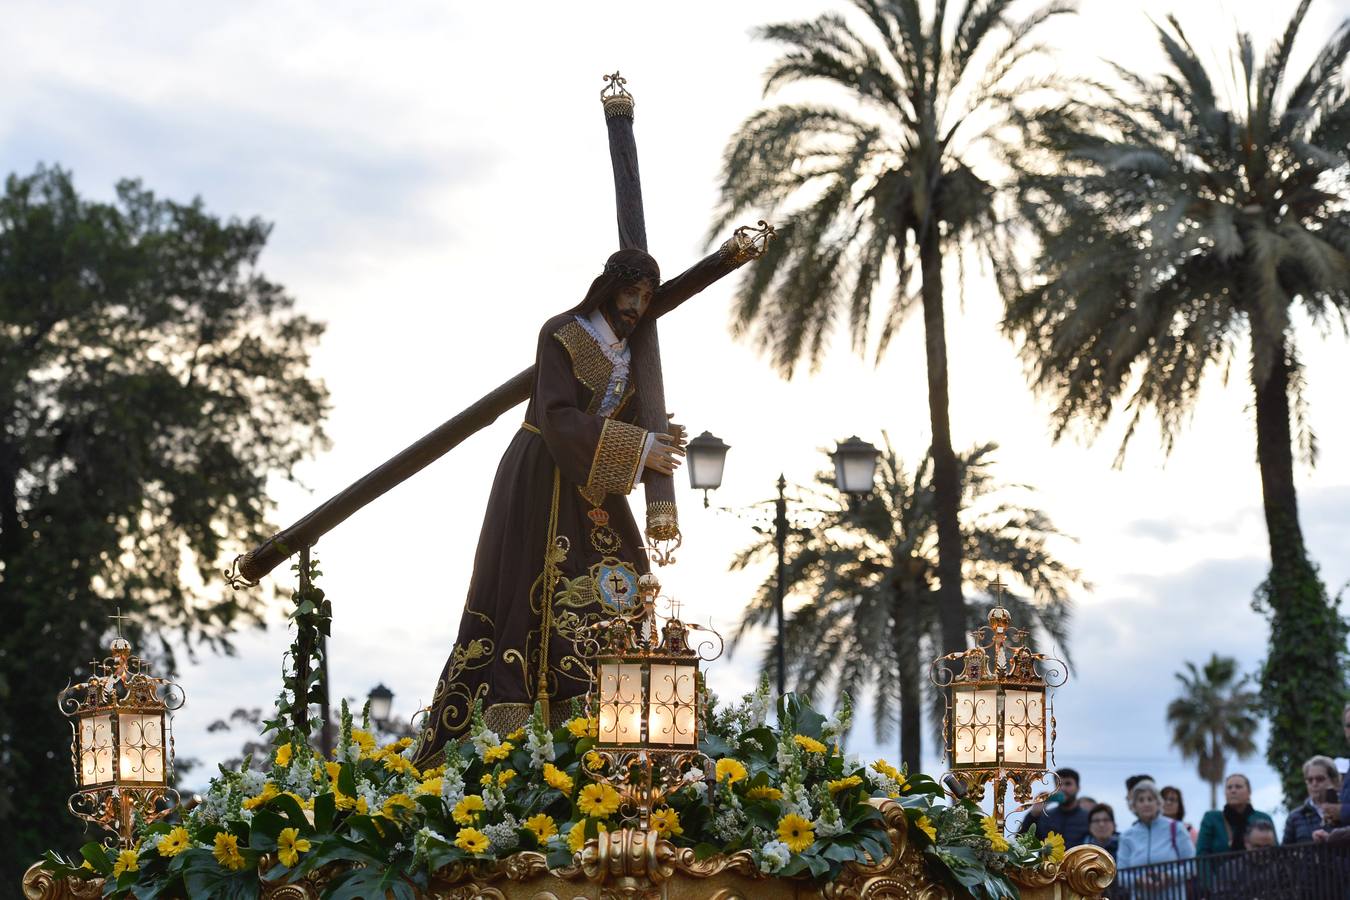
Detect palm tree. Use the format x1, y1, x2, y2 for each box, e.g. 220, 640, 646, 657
711, 0, 1075, 657
1165, 655, 1261, 811
729, 440, 1082, 771
1003, 2, 1350, 804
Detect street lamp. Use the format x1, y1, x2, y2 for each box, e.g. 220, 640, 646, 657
59, 622, 184, 847
367, 684, 394, 725
691, 432, 879, 696
686, 431, 730, 507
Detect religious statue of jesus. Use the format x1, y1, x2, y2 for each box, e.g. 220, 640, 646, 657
415, 247, 685, 760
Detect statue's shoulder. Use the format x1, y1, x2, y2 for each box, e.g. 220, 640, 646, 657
544, 313, 610, 396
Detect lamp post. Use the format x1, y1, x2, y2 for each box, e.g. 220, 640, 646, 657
367, 683, 394, 728
930, 577, 1067, 827
59, 617, 184, 847
689, 432, 879, 696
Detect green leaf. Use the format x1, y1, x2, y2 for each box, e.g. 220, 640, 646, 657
78, 842, 113, 876
270, 793, 312, 833
338, 763, 357, 797
313, 791, 336, 833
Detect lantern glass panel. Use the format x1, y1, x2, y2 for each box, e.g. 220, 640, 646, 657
1000, 689, 1046, 766
598, 663, 645, 745
79, 713, 115, 787
686, 433, 728, 492
118, 712, 165, 783
953, 687, 998, 766
647, 663, 697, 746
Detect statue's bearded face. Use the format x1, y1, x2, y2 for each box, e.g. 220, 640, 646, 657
603, 281, 653, 340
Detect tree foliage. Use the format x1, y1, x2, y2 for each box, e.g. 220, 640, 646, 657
1002, 1, 1350, 804
712, 0, 1076, 660
0, 165, 329, 883
728, 440, 1082, 769
1165, 654, 1262, 811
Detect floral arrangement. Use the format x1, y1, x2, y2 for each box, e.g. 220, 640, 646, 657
41, 680, 1062, 900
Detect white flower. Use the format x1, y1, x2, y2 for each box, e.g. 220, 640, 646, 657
776, 738, 796, 771
484, 815, 520, 852
748, 685, 772, 729
341, 741, 362, 764
441, 775, 465, 806
470, 727, 500, 761
482, 781, 506, 811
759, 840, 791, 874
525, 729, 555, 769
240, 770, 266, 796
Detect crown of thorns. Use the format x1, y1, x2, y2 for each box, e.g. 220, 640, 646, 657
603, 262, 657, 283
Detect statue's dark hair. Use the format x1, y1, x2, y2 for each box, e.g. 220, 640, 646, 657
570, 248, 660, 318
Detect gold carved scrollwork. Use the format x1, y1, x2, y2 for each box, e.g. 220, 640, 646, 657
1058, 844, 1116, 897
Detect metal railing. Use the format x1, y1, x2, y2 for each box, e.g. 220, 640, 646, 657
1112, 840, 1350, 899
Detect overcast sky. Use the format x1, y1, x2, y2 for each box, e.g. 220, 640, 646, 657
4, 0, 1350, 829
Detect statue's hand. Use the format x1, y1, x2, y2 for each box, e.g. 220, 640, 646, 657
645, 434, 685, 475
665, 415, 688, 450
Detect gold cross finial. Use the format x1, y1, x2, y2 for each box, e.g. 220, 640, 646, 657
990, 575, 1006, 605
108, 606, 130, 636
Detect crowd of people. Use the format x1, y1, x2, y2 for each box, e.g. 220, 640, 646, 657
1015, 703, 1350, 879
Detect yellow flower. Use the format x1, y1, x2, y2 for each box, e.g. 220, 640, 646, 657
277, 827, 311, 867
498, 768, 517, 788
455, 827, 490, 854
872, 759, 902, 781
112, 848, 139, 877
274, 743, 294, 768
543, 763, 574, 795
506, 727, 527, 743
381, 793, 417, 819
584, 751, 605, 771
568, 820, 606, 853
981, 816, 1010, 852
452, 794, 486, 825
387, 737, 414, 751
746, 786, 784, 802
524, 813, 558, 843
777, 813, 815, 853
577, 782, 622, 817
567, 717, 598, 739
715, 758, 747, 785
348, 729, 376, 757
355, 796, 368, 815
158, 826, 191, 858
213, 832, 248, 871
650, 807, 683, 837
383, 753, 419, 777
1044, 831, 1066, 863
916, 815, 937, 842
242, 781, 279, 810
480, 773, 494, 786
416, 777, 443, 797
421, 764, 446, 780
828, 775, 864, 793
793, 735, 827, 754
483, 741, 513, 763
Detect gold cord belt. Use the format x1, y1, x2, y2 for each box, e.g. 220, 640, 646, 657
521, 421, 540, 434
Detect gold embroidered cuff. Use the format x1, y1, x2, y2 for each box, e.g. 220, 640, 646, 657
646, 501, 679, 542
586, 419, 647, 498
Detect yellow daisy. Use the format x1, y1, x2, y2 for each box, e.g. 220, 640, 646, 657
916, 815, 937, 842
506, 727, 527, 743
277, 827, 311, 867
872, 759, 902, 781
714, 758, 747, 785
213, 832, 248, 871
241, 782, 279, 810
112, 849, 139, 877
980, 816, 1010, 852
650, 807, 683, 837
828, 775, 864, 793
274, 743, 293, 768
746, 785, 784, 802
498, 768, 517, 788
348, 729, 376, 757
524, 813, 558, 843
1044, 831, 1066, 863
158, 826, 191, 858
543, 763, 574, 795
381, 793, 417, 819
793, 735, 828, 754
577, 782, 622, 817
777, 813, 815, 853
483, 741, 513, 763
455, 827, 490, 854
568, 820, 606, 853
382, 754, 419, 777
452, 794, 486, 825
584, 750, 605, 771
416, 777, 443, 797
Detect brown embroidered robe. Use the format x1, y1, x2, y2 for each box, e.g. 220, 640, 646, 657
417, 311, 651, 760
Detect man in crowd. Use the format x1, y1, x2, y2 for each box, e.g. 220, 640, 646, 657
1019, 767, 1091, 847
1211, 821, 1291, 899
1284, 755, 1343, 845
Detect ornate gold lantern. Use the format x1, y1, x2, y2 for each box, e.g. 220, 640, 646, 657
931, 578, 1066, 825
59, 623, 184, 846
584, 574, 721, 827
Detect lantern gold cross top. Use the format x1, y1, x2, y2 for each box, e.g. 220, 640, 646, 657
107, 606, 130, 636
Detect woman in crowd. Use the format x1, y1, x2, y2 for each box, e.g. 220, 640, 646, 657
1118, 779, 1195, 893
1161, 785, 1198, 844
1196, 773, 1275, 855
1086, 803, 1119, 857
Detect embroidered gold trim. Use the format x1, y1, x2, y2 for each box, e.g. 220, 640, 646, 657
553, 320, 613, 414
483, 701, 573, 734
586, 418, 646, 498
646, 501, 679, 542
